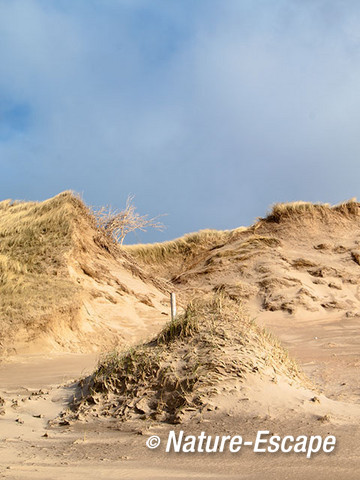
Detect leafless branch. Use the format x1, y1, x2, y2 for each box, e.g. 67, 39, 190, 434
94, 195, 165, 245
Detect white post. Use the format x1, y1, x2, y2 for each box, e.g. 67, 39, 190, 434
170, 293, 177, 321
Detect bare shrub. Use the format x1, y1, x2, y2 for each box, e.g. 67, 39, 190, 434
94, 195, 165, 245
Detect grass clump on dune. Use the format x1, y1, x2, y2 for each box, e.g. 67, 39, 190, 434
156, 302, 200, 344
265, 199, 360, 223
68, 294, 302, 424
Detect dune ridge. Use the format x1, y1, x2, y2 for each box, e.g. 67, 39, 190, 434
0, 192, 169, 359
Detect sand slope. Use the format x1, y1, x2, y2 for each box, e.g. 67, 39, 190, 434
0, 192, 170, 360
126, 200, 360, 410
129, 200, 360, 317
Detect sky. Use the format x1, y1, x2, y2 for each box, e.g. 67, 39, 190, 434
1, 0, 360, 243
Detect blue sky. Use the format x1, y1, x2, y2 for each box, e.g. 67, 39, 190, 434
1, 0, 360, 242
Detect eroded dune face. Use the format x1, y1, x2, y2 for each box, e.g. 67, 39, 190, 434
116, 200, 360, 425
0, 192, 170, 359
128, 200, 360, 319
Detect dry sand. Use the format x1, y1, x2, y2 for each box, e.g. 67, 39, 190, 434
1, 307, 359, 479
0, 349, 359, 479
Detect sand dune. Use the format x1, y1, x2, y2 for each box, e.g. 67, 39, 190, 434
1, 195, 360, 478
0, 192, 170, 359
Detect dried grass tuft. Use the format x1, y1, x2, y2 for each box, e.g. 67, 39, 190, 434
68, 294, 303, 424
265, 199, 360, 223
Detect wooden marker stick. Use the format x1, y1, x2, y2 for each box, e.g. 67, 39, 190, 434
170, 293, 177, 321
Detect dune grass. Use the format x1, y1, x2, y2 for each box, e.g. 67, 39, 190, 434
124, 227, 247, 265
265, 199, 359, 223
0, 191, 88, 354
125, 199, 360, 270
70, 294, 302, 424
0, 191, 90, 273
